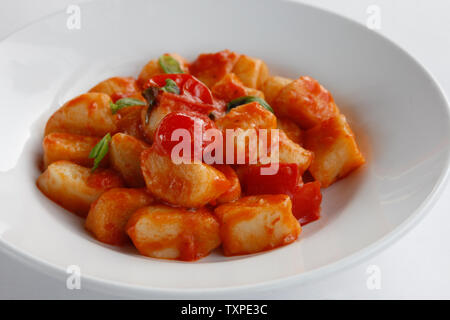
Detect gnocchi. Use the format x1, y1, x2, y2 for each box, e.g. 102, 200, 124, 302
137, 53, 190, 88
232, 54, 269, 89
37, 161, 123, 216
277, 117, 303, 145
190, 49, 240, 88
126, 205, 221, 261
304, 114, 365, 187
273, 76, 339, 129
89, 76, 142, 102
42, 133, 105, 169
211, 73, 264, 102
214, 195, 301, 256
109, 133, 149, 187
85, 188, 154, 245
45, 92, 117, 137
36, 50, 365, 261
141, 147, 231, 208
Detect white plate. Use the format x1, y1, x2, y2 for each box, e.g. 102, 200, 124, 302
0, 0, 449, 298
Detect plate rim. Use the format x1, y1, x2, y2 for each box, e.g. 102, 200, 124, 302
0, 0, 449, 297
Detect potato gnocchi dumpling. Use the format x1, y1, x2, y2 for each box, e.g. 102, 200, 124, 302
232, 54, 269, 89
85, 188, 154, 245
215, 195, 301, 256
215, 102, 277, 131
277, 117, 303, 145
213, 165, 242, 204
110, 133, 149, 187
261, 76, 293, 105
126, 205, 221, 261
190, 49, 240, 88
278, 130, 313, 174
304, 114, 365, 187
89, 77, 141, 102
141, 147, 230, 208
42, 133, 105, 169
211, 73, 264, 102
137, 53, 190, 88
37, 161, 123, 216
45, 92, 117, 137
273, 76, 339, 129
116, 105, 146, 140
36, 49, 365, 262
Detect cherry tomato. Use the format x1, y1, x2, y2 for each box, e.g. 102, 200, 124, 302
154, 111, 217, 161
144, 74, 214, 105
157, 91, 215, 115
239, 164, 322, 225
239, 164, 300, 198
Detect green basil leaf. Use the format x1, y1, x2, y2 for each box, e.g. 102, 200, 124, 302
142, 86, 160, 124
227, 96, 274, 113
110, 98, 145, 114
158, 55, 184, 74
88, 133, 111, 172
160, 79, 180, 94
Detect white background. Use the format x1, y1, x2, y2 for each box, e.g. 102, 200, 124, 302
0, 0, 449, 299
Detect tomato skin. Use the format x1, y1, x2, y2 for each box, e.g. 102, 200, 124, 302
158, 91, 215, 115
239, 164, 300, 198
239, 164, 322, 225
154, 111, 216, 161
291, 181, 322, 225
144, 74, 214, 105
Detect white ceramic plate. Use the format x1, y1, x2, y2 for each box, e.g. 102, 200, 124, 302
0, 0, 449, 298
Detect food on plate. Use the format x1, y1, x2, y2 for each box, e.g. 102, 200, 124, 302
89, 76, 142, 102
126, 205, 221, 261
303, 114, 365, 187
37, 160, 123, 216
37, 50, 365, 261
85, 188, 154, 245
45, 92, 117, 137
42, 133, 105, 169
214, 195, 301, 256
141, 147, 230, 208
272, 76, 339, 129
109, 133, 149, 187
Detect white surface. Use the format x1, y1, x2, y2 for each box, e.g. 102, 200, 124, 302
0, 0, 449, 299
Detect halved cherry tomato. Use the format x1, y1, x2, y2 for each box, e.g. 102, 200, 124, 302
154, 111, 217, 161
239, 164, 322, 225
144, 74, 214, 105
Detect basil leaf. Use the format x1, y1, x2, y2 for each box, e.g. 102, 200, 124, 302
142, 86, 160, 124
160, 79, 180, 94
110, 98, 146, 114
227, 96, 274, 113
88, 133, 111, 172
158, 55, 184, 74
